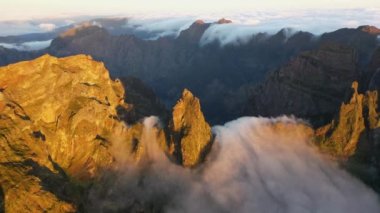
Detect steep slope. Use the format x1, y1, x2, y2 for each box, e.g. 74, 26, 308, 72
0, 54, 132, 179
0, 46, 37, 66
0, 55, 148, 212
45, 24, 379, 124
315, 81, 380, 191
169, 89, 213, 167
315, 82, 368, 156
320, 25, 380, 66
246, 43, 359, 126
366, 47, 380, 91
46, 22, 317, 124
119, 76, 169, 123
0, 22, 379, 124
0, 55, 214, 212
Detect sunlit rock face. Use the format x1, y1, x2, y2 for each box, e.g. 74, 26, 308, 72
0, 55, 150, 212
316, 82, 367, 156
357, 25, 380, 36
315, 81, 380, 191
0, 54, 130, 179
0, 55, 214, 212
170, 89, 213, 167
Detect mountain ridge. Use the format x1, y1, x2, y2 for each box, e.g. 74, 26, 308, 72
0, 54, 213, 212
0, 20, 379, 126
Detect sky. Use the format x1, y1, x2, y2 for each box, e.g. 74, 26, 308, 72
1, 0, 380, 20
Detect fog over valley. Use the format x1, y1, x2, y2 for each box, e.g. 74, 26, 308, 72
0, 1, 380, 213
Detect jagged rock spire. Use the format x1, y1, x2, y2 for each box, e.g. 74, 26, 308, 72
170, 89, 213, 167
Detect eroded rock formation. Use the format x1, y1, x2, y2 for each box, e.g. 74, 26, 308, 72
246, 43, 359, 126
169, 89, 213, 167
315, 82, 367, 156
0, 54, 149, 212
0, 55, 214, 212
315, 81, 380, 191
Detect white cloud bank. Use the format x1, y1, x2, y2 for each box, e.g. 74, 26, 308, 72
87, 116, 380, 213
127, 17, 195, 39
0, 40, 52, 51
0, 16, 95, 36
0, 8, 379, 46
199, 8, 380, 45
38, 23, 57, 31
118, 8, 380, 45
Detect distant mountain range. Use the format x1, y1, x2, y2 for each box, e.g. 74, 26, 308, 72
0, 18, 379, 126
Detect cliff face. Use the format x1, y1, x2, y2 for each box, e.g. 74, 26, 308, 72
169, 89, 213, 167
0, 54, 132, 179
315, 81, 380, 191
0, 55, 148, 212
1, 23, 379, 125
119, 76, 169, 123
45, 23, 318, 124
246, 43, 359, 126
0, 55, 213, 212
366, 47, 380, 91
315, 82, 368, 156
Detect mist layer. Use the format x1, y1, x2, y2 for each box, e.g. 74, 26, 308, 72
88, 116, 380, 213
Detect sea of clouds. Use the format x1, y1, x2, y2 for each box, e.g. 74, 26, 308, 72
0, 40, 52, 51
87, 116, 380, 213
121, 8, 380, 45
0, 16, 99, 36
0, 8, 379, 48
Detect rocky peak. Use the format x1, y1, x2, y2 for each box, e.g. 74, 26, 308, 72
177, 20, 211, 43
319, 27, 380, 67
59, 23, 101, 38
216, 18, 232, 24
0, 54, 128, 176
0, 55, 217, 211
169, 89, 213, 167
358, 25, 380, 35
314, 81, 380, 191
48, 25, 111, 58
315, 81, 379, 157
59, 25, 108, 41
194, 19, 206, 25
0, 54, 154, 212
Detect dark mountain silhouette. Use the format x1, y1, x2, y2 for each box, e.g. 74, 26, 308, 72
0, 20, 379, 125
44, 21, 316, 123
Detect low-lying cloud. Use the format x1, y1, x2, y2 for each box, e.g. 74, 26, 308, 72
200, 24, 299, 46
116, 8, 380, 46
0, 16, 98, 36
199, 8, 380, 46
38, 23, 57, 31
126, 17, 195, 39
0, 40, 52, 51
0, 8, 379, 46
87, 116, 380, 213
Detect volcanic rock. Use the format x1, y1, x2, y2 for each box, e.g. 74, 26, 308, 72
0, 54, 151, 212
169, 89, 213, 167
246, 43, 359, 126
315, 81, 380, 191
